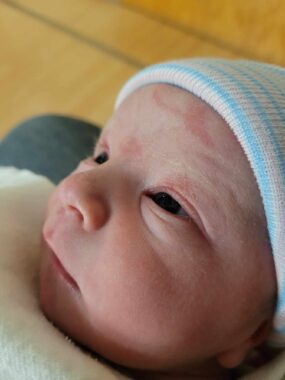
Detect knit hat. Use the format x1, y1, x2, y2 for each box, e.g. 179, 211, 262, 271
115, 58, 285, 347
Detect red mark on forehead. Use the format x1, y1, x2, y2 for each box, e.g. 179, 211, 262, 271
153, 86, 215, 149
184, 108, 215, 149
153, 86, 180, 117
120, 136, 142, 158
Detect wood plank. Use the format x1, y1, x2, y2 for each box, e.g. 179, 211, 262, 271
0, 2, 136, 138
123, 0, 285, 66
11, 0, 239, 66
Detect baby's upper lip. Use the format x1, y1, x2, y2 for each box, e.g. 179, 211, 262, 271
42, 231, 80, 291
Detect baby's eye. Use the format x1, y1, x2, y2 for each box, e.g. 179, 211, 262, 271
150, 192, 189, 218
94, 152, 109, 164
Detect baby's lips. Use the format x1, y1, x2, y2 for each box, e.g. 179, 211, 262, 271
42, 231, 80, 292
50, 248, 80, 291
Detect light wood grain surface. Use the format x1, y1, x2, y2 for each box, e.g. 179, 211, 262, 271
0, 0, 284, 138
0, 1, 136, 138
123, 0, 285, 66
11, 0, 238, 65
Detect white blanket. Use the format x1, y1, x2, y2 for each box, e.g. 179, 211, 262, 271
0, 166, 284, 380
0, 167, 129, 380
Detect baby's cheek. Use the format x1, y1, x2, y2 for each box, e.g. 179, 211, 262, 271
81, 253, 180, 342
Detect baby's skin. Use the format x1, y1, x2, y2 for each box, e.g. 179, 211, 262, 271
40, 84, 277, 379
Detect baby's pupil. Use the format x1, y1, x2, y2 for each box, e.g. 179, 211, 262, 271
152, 192, 181, 214
94, 152, 108, 164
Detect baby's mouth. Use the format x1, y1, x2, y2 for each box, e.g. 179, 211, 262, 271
42, 233, 80, 291
51, 250, 80, 291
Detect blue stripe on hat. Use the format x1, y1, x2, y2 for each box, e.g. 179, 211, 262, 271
200, 60, 285, 316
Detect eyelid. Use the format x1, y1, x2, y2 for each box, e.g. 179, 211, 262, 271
148, 191, 190, 220
146, 186, 190, 217
146, 186, 207, 236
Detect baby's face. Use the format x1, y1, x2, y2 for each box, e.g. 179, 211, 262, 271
40, 84, 275, 374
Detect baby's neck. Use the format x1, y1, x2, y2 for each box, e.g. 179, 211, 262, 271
126, 359, 231, 380
129, 371, 230, 380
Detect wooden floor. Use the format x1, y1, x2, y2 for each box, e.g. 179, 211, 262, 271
0, 0, 283, 138
124, 0, 285, 67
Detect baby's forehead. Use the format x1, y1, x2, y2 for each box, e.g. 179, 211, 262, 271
100, 85, 256, 204
107, 83, 241, 160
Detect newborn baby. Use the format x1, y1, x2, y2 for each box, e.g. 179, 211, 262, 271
39, 58, 285, 379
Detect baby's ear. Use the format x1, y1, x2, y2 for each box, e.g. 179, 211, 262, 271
216, 319, 273, 368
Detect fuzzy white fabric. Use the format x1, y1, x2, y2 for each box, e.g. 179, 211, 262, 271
0, 166, 284, 379
0, 167, 129, 380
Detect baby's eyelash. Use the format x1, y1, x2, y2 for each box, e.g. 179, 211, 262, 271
149, 192, 189, 219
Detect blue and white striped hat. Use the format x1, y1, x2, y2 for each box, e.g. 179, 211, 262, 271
115, 58, 285, 346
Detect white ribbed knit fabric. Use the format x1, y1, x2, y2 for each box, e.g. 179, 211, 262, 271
115, 58, 285, 347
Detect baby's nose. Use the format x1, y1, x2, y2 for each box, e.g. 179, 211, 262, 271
59, 171, 109, 232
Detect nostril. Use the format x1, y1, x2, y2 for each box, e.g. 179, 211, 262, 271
66, 205, 84, 223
